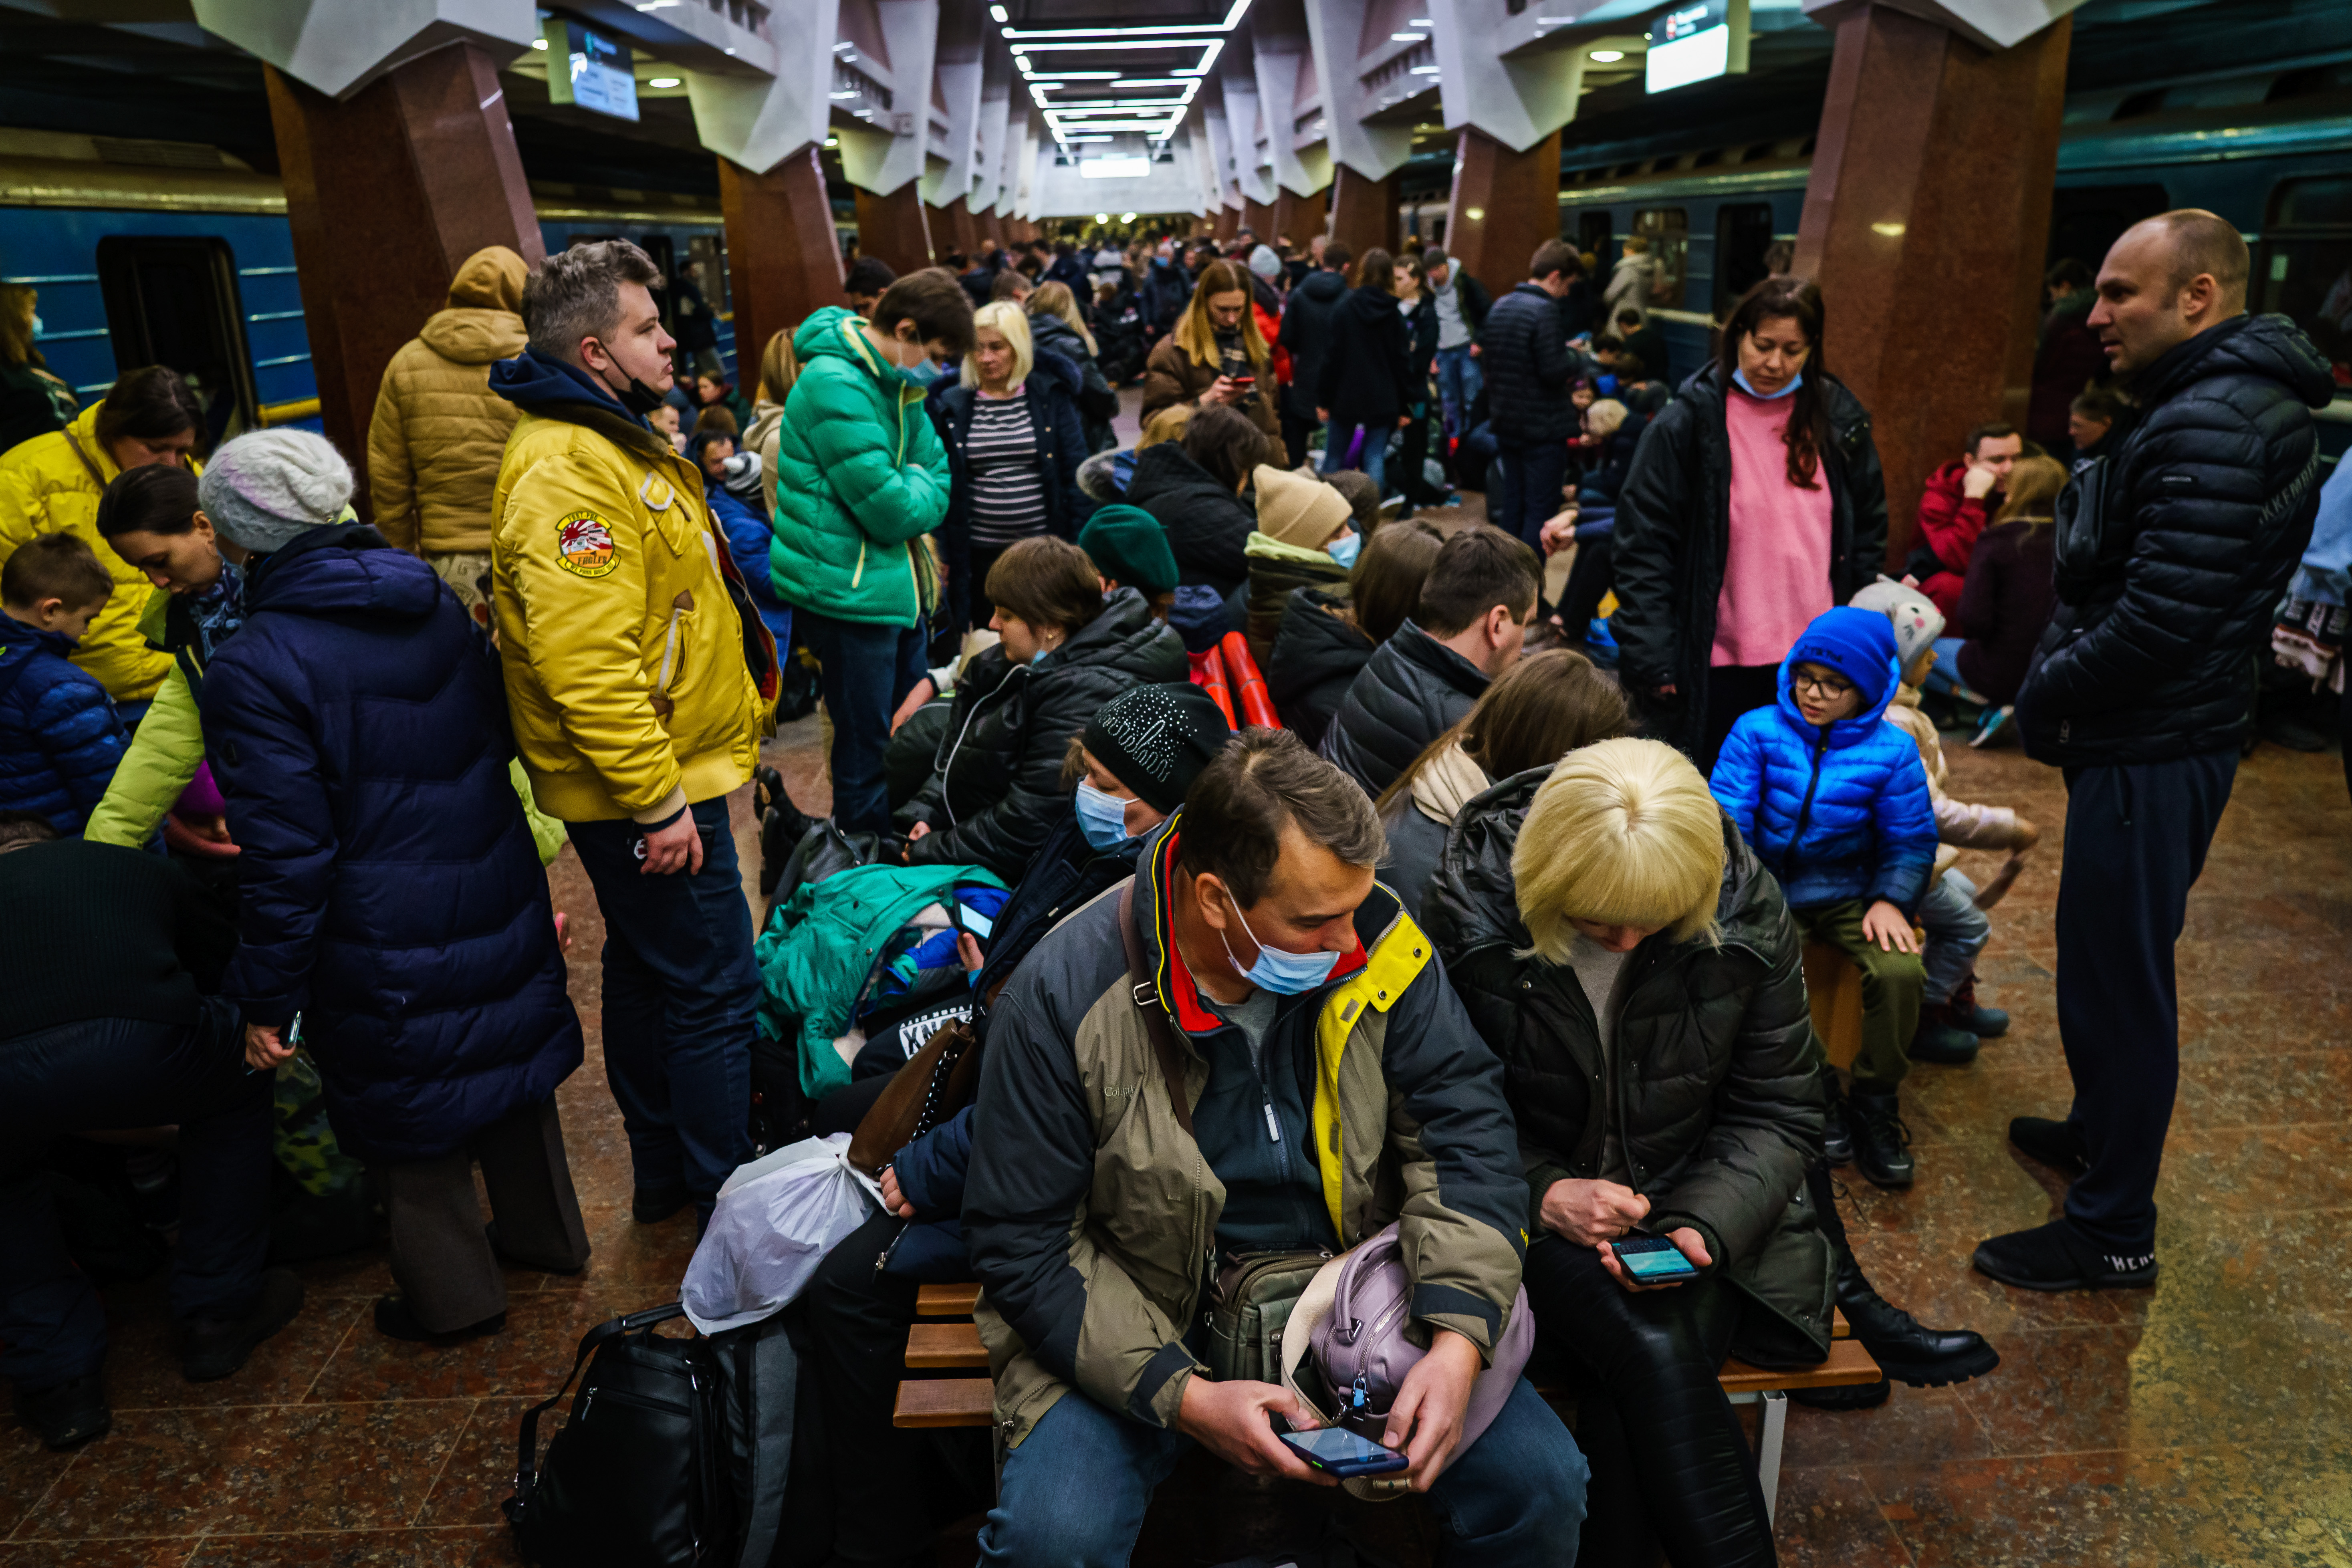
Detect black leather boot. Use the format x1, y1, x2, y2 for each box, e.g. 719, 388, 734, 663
1848, 1087, 1915, 1188
1794, 1165, 1999, 1400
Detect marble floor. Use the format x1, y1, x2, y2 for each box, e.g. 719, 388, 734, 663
4, 713, 2348, 1566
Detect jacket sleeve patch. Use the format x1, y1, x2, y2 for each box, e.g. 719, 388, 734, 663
555, 511, 619, 578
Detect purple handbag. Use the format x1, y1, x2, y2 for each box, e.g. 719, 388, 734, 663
1309, 1223, 1534, 1449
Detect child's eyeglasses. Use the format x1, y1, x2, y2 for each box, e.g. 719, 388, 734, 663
1792, 674, 1854, 699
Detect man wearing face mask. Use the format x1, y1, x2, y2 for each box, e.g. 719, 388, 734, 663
964, 728, 1585, 1567
489, 239, 778, 1230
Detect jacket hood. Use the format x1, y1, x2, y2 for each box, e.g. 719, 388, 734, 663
446, 246, 527, 312
1337, 286, 1397, 326
1267, 587, 1370, 695
2131, 312, 2336, 412
420, 306, 528, 365
1126, 440, 1226, 505
489, 347, 637, 422
1409, 742, 1489, 825
242, 524, 441, 621
796, 304, 934, 394
0, 611, 71, 663
1055, 585, 1182, 677
1294, 270, 1347, 304
1772, 605, 1902, 747
1029, 314, 1090, 361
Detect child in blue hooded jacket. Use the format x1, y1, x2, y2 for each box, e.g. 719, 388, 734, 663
1710, 605, 1937, 1188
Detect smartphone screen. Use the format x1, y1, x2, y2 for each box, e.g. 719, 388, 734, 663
1281, 1427, 1409, 1474
1613, 1235, 1700, 1280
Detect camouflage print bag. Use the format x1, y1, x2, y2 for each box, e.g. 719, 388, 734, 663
273, 1051, 363, 1199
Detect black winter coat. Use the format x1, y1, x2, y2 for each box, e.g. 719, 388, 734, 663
1265, 586, 1372, 748
1400, 296, 1438, 409
1316, 286, 1416, 429
1479, 283, 1577, 444
1027, 314, 1120, 445
1610, 364, 1888, 758
1318, 621, 1489, 796
2019, 313, 2333, 766
1124, 441, 1253, 595
1422, 769, 1832, 1366
1278, 270, 1349, 422
203, 526, 581, 1163
929, 349, 1098, 627
900, 587, 1185, 880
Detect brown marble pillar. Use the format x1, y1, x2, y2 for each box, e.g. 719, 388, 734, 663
1328, 166, 1398, 259
1273, 187, 1327, 248
1794, 4, 2071, 559
1243, 196, 1277, 243
1214, 207, 1239, 242
718, 149, 846, 383
978, 208, 1005, 249
1444, 127, 1560, 284
264, 43, 543, 524
853, 183, 933, 276
940, 198, 980, 259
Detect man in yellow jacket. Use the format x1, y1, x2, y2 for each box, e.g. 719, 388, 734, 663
489, 239, 777, 1225
366, 245, 530, 625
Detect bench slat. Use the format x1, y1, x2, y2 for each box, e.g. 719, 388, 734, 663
916, 1282, 981, 1317
908, 1322, 990, 1369
895, 1377, 995, 1428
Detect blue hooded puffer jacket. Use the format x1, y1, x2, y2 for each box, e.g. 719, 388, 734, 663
1708, 605, 1937, 915
0, 613, 127, 833
202, 524, 583, 1163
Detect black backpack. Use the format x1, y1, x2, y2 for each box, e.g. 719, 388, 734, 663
506, 1302, 803, 1568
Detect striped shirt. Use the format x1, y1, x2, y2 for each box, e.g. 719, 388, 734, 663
965, 389, 1048, 548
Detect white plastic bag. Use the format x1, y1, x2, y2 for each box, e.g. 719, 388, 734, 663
681, 1133, 882, 1334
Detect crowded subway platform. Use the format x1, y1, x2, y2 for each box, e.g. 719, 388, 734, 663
2, 0, 2350, 1564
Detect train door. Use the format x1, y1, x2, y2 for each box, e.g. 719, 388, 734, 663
1713, 202, 1777, 314
2257, 175, 2352, 402
637, 233, 678, 335
1577, 210, 1612, 268
94, 236, 258, 451
686, 234, 732, 376
1632, 208, 1689, 310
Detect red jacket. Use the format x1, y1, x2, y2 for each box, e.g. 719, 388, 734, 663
1254, 299, 1293, 386
1914, 460, 1998, 619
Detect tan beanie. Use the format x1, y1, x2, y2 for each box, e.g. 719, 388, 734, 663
1252, 463, 1351, 549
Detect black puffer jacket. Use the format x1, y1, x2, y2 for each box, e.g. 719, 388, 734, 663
2019, 313, 2333, 766
900, 587, 1185, 879
1479, 283, 1576, 444
928, 349, 1098, 629
1265, 586, 1372, 747
1277, 269, 1349, 423
1423, 768, 1832, 1365
1610, 363, 1887, 758
1318, 621, 1489, 796
1317, 285, 1416, 429
1124, 441, 1253, 595
1027, 312, 1120, 448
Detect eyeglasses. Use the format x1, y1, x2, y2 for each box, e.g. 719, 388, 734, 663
1792, 673, 1854, 699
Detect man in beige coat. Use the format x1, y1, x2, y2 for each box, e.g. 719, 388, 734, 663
367, 245, 531, 624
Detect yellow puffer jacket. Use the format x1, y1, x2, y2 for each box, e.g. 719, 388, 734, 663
490, 381, 773, 824
366, 246, 529, 556
0, 401, 175, 703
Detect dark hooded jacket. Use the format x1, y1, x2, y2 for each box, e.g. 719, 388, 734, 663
900, 586, 1184, 880
1479, 283, 1577, 445
928, 348, 1098, 629
1123, 440, 1253, 595
1318, 620, 1490, 796
1316, 285, 1416, 430
1277, 268, 1349, 424
1609, 363, 1887, 758
1265, 585, 1372, 747
202, 525, 581, 1163
2018, 313, 2333, 766
1026, 312, 1120, 447
1422, 769, 1833, 1367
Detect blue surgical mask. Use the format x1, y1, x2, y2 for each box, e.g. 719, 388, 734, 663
28, 314, 42, 341
1074, 780, 1137, 850
1220, 897, 1341, 995
1326, 530, 1361, 569
1733, 368, 1805, 400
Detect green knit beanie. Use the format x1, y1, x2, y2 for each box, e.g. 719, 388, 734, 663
1077, 505, 1179, 597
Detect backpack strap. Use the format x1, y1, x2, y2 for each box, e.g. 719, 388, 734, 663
1116, 881, 1193, 1139
61, 428, 109, 490
505, 1301, 686, 1523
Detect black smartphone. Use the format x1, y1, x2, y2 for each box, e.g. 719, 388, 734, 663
1281, 1425, 1410, 1479
1610, 1232, 1701, 1282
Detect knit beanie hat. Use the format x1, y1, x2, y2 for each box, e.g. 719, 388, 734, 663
198, 429, 355, 555
1785, 605, 1902, 709
1249, 244, 1282, 281
1848, 578, 1946, 677
1253, 464, 1351, 549
1078, 505, 1179, 597
1083, 682, 1233, 814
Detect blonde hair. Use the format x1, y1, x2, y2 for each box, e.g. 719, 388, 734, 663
962, 300, 1035, 390
1513, 737, 1724, 960
1993, 454, 2068, 530
757, 329, 801, 405
1584, 398, 1628, 438
1027, 280, 1097, 357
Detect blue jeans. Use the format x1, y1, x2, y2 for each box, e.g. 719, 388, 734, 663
1493, 441, 1571, 556
566, 798, 757, 1210
1435, 344, 1483, 436
978, 1376, 1587, 1566
1320, 423, 1388, 492
797, 608, 930, 835
1918, 869, 1989, 1006
0, 997, 270, 1387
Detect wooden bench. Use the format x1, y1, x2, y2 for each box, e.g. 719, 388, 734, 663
896, 1292, 1879, 1527
1802, 928, 1927, 1075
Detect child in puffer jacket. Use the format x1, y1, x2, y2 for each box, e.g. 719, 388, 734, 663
690, 429, 792, 647
1710, 605, 1937, 1189
1852, 580, 2045, 1068
0, 534, 129, 834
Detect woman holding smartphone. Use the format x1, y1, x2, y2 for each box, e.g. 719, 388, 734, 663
1423, 736, 1828, 1568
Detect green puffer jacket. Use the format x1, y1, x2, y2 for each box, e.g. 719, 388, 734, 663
771, 307, 953, 628
1421, 766, 1835, 1368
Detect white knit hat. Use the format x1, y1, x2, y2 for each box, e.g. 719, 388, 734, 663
1850, 577, 1946, 673
1248, 244, 1282, 281
198, 429, 355, 554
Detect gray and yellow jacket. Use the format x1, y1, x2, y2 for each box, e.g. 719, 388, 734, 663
962, 813, 1528, 1447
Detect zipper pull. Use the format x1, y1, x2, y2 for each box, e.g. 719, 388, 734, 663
1262, 1097, 1281, 1143
1351, 1372, 1369, 1411
581, 1388, 597, 1421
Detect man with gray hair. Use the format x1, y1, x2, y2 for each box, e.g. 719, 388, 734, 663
962, 728, 1586, 1564
489, 239, 777, 1230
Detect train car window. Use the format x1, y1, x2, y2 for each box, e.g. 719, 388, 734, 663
2262, 177, 2352, 398
637, 234, 678, 332
1577, 210, 1612, 268
2046, 184, 2168, 276
1633, 208, 1688, 311
688, 235, 729, 314
94, 236, 258, 451
1714, 203, 1777, 315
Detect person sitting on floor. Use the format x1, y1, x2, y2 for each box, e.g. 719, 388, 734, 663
1909, 421, 2023, 619
0, 534, 128, 836
1263, 516, 1443, 748
1241, 463, 1356, 663
1940, 454, 2067, 742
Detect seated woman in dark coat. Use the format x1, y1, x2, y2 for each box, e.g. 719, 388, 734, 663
900, 536, 1185, 881
1122, 401, 1267, 597
196, 431, 587, 1345
1265, 515, 1442, 745
1422, 737, 1828, 1568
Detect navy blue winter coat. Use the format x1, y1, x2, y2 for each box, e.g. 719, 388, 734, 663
1707, 649, 1937, 916
0, 614, 127, 834
202, 525, 582, 1163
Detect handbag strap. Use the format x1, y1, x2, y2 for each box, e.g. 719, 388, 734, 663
1116, 882, 1193, 1139
508, 1301, 686, 1508
62, 428, 109, 491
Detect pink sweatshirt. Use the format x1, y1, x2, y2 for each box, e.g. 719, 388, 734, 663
1711, 388, 1834, 668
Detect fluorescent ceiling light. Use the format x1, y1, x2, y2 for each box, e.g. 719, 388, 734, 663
829, 90, 857, 98
1122, 212, 1138, 221
1065, 135, 1114, 143
1111, 78, 1188, 87
1409, 64, 1439, 73
531, 37, 548, 48
1588, 49, 1624, 61
1096, 213, 1111, 222
648, 75, 681, 87
989, 3, 1008, 18
1081, 156, 1153, 178
1391, 31, 1426, 40
1177, 40, 1223, 74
